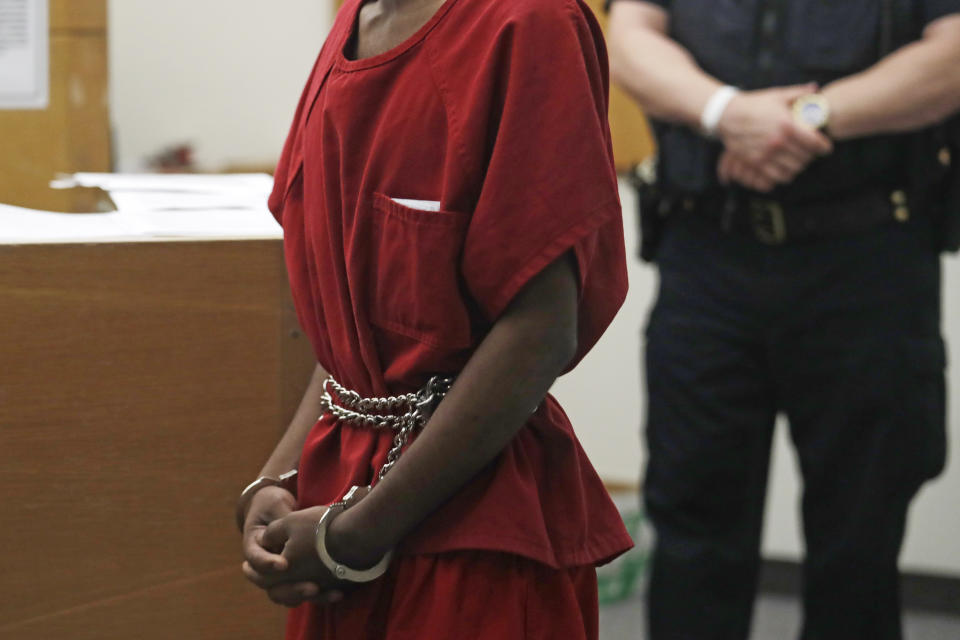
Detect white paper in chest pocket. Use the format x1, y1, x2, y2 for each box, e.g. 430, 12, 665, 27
389, 197, 443, 212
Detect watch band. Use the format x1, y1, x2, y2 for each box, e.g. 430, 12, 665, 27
235, 469, 298, 532
701, 85, 741, 138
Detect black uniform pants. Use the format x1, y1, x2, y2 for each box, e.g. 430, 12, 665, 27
643, 211, 947, 640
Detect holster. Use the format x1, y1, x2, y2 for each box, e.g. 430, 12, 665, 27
628, 163, 669, 263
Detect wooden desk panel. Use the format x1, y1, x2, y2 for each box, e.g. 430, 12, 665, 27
0, 240, 314, 639
0, 1, 110, 212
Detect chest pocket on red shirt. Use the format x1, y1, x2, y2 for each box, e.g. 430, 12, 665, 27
367, 192, 472, 349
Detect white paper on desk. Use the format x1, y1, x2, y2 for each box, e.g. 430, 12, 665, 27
17, 172, 281, 242
58, 173, 275, 196
123, 208, 282, 239
108, 190, 269, 213
0, 0, 49, 110
0, 202, 281, 243
0, 203, 147, 243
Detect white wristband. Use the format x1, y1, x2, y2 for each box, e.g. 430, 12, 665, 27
700, 85, 740, 138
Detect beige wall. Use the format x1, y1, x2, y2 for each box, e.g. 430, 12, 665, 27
111, 0, 654, 174
108, 0, 332, 172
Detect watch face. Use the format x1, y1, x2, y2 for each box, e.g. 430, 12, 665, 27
800, 102, 825, 126
795, 95, 829, 129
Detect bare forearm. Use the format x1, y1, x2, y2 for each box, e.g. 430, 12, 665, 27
824, 16, 960, 140
258, 363, 329, 477
608, 2, 722, 128
330, 257, 579, 561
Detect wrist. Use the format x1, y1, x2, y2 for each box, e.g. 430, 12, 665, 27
701, 85, 741, 138
325, 503, 394, 570
714, 93, 747, 142
817, 86, 844, 138
793, 92, 832, 134
236, 469, 298, 532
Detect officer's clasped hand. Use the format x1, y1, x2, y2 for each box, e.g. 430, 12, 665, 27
716, 83, 834, 192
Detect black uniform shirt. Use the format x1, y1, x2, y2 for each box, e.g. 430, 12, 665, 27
610, 0, 960, 200
628, 0, 958, 24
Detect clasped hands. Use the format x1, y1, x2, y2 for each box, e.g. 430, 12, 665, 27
239, 486, 385, 608
716, 83, 834, 193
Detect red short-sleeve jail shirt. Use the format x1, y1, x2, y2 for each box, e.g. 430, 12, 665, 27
269, 0, 632, 571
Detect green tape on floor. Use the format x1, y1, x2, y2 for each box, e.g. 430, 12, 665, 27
597, 507, 649, 606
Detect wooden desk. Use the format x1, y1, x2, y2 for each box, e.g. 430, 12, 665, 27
0, 239, 315, 639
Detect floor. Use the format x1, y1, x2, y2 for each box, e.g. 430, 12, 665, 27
598, 591, 960, 640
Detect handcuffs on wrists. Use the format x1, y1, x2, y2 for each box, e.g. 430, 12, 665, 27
235, 469, 299, 533
238, 375, 452, 585
314, 484, 394, 582
311, 375, 452, 584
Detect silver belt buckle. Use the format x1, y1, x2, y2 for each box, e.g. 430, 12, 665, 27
749, 199, 787, 245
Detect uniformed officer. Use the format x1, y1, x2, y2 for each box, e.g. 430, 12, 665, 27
606, 1, 960, 638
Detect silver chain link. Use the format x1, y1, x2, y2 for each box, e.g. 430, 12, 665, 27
320, 375, 453, 482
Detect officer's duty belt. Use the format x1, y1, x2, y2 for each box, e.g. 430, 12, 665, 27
681, 188, 913, 245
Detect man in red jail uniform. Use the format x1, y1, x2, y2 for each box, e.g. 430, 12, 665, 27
235, 0, 633, 638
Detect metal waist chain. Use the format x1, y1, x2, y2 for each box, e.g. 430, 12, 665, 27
319, 375, 454, 482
